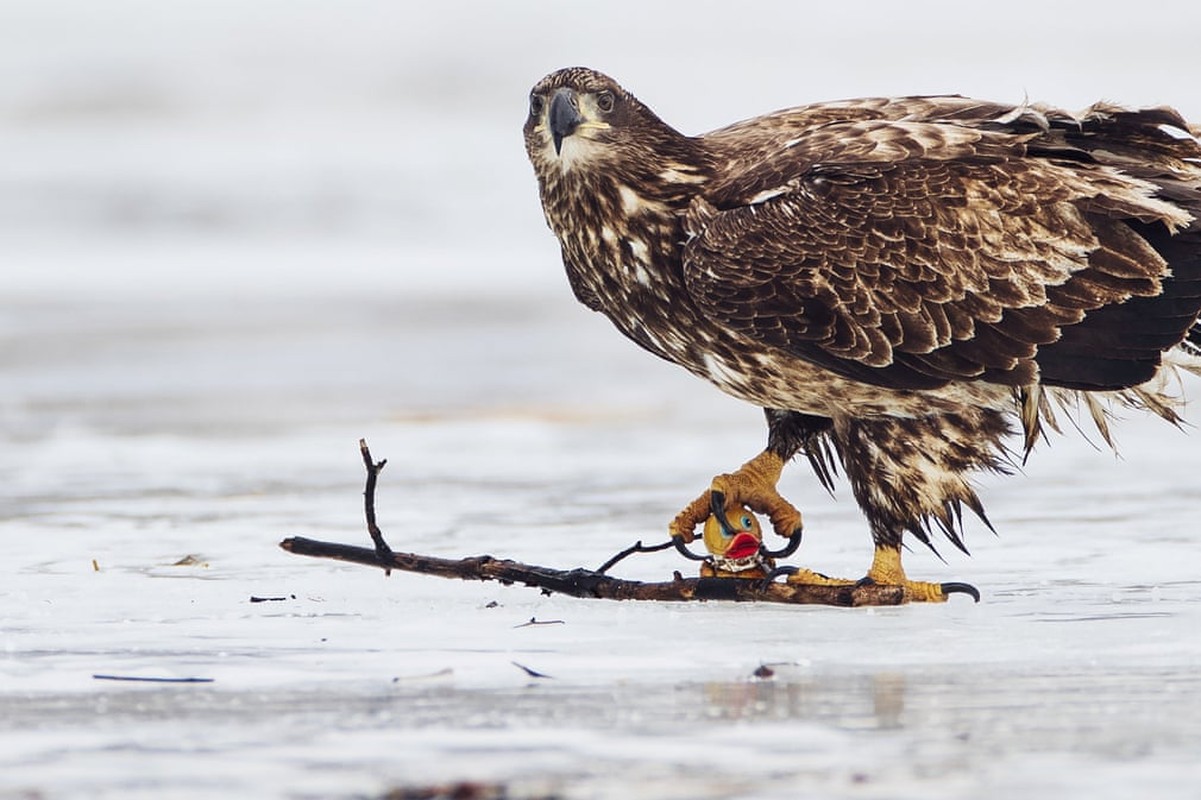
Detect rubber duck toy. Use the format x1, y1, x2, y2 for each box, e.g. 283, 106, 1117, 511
699, 504, 774, 579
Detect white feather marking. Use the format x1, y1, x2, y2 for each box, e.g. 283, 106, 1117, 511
1156, 123, 1198, 142
618, 184, 642, 214
658, 166, 707, 184
748, 187, 788, 205
628, 238, 650, 264
616, 184, 669, 216
702, 353, 744, 387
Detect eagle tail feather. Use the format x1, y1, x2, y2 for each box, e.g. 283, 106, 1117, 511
1083, 393, 1116, 450
804, 432, 840, 495
909, 491, 996, 560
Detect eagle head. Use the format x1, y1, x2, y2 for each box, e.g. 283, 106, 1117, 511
523, 67, 690, 178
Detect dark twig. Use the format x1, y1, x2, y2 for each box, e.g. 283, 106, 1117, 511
279, 440, 907, 607
511, 661, 553, 679
279, 535, 903, 606
594, 538, 676, 574
93, 674, 214, 683
359, 438, 395, 575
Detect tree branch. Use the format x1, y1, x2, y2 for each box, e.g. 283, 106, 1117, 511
359, 438, 394, 574
278, 536, 901, 606
278, 440, 905, 607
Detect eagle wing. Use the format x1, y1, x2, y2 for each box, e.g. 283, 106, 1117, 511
684, 111, 1201, 392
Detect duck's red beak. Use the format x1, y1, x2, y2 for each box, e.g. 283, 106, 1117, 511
725, 532, 760, 561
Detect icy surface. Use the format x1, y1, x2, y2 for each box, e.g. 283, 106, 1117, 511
3, 2, 1201, 798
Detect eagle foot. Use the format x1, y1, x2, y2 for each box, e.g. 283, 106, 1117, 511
782, 547, 979, 603
847, 546, 980, 603
668, 450, 803, 543
783, 571, 979, 603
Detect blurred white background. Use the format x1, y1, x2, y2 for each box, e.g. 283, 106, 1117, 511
4, 0, 1199, 298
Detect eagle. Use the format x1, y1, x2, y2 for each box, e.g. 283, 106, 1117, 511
523, 66, 1201, 602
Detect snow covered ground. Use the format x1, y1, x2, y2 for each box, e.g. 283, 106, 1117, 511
3, 2, 1201, 798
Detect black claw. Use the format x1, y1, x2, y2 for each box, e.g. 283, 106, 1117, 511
941, 582, 981, 603
672, 535, 710, 562
760, 528, 803, 559
759, 565, 799, 588
708, 490, 738, 537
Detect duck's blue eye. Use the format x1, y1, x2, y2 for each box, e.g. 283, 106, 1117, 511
741, 515, 753, 529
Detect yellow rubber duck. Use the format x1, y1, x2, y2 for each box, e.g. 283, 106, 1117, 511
699, 504, 775, 579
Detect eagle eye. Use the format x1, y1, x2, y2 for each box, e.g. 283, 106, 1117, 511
529, 93, 545, 117
596, 90, 615, 113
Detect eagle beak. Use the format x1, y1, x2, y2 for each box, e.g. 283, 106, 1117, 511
549, 88, 582, 154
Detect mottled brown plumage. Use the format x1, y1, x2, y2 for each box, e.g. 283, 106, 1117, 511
523, 66, 1201, 599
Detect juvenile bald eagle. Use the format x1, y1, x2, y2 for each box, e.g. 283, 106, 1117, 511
523, 67, 1201, 602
